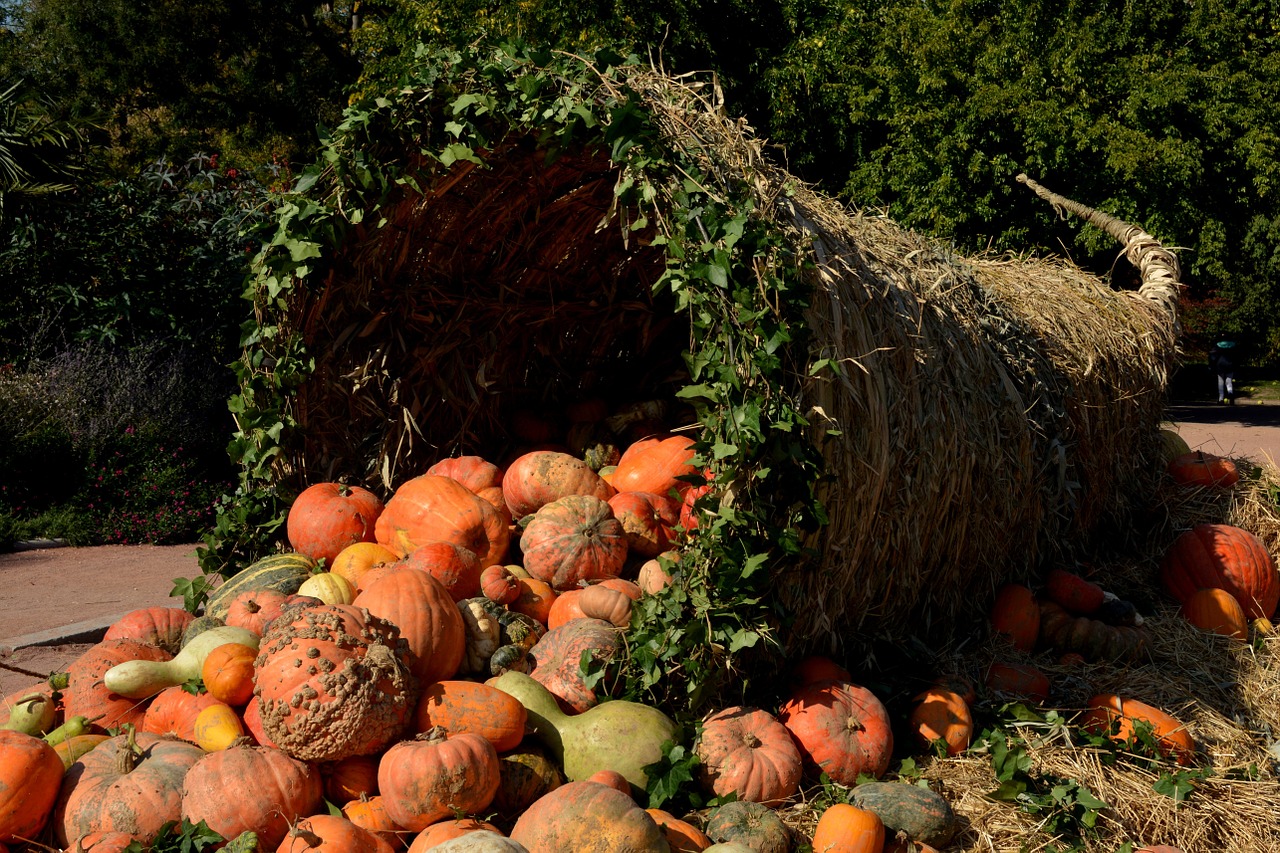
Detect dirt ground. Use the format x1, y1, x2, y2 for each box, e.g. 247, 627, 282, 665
1, 401, 1276, 695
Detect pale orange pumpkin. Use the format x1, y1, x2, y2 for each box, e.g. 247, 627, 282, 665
811, 804, 884, 853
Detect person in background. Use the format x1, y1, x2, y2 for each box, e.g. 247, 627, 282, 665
1209, 340, 1236, 404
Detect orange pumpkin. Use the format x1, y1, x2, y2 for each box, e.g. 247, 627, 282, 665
646, 809, 712, 852
1043, 568, 1105, 615
546, 588, 586, 629
696, 706, 802, 805
193, 703, 248, 752
1168, 451, 1239, 488
778, 680, 893, 785
480, 564, 521, 605
275, 814, 394, 853
181, 744, 324, 849
585, 769, 633, 796
375, 474, 509, 567
1182, 587, 1248, 640
377, 729, 501, 832
353, 567, 467, 686
224, 588, 293, 637
202, 642, 259, 706
342, 795, 408, 851
984, 662, 1050, 703
141, 686, 227, 743
1080, 694, 1195, 765
395, 541, 482, 602
611, 434, 697, 499
990, 584, 1039, 651
331, 542, 400, 589
510, 781, 667, 851
509, 576, 558, 625
63, 639, 172, 732
909, 689, 973, 756
520, 495, 629, 590
426, 456, 504, 494
410, 681, 527, 752
287, 482, 384, 564
407, 818, 502, 852
811, 804, 884, 853
103, 607, 195, 654
1161, 523, 1278, 619
790, 655, 852, 688
607, 491, 679, 557
0, 730, 63, 843
578, 583, 634, 627
324, 756, 381, 806
501, 451, 615, 520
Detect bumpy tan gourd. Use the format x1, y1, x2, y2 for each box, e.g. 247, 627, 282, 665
254, 604, 417, 762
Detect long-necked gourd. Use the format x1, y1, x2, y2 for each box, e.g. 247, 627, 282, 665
104, 625, 259, 698
490, 670, 679, 790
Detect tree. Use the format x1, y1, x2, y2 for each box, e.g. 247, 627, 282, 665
0, 80, 86, 216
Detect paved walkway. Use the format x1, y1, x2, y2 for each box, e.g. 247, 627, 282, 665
1167, 400, 1280, 466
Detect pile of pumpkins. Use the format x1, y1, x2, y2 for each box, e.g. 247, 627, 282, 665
2, 420, 1261, 853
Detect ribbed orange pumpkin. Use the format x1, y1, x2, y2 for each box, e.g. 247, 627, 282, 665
375, 474, 510, 567
1080, 694, 1195, 765
410, 681, 527, 752
696, 706, 802, 805
378, 729, 501, 832
55, 729, 204, 846
426, 456, 504, 494
341, 795, 407, 851
1167, 450, 1239, 488
68, 831, 136, 853
395, 541, 482, 602
276, 814, 395, 853
0, 730, 64, 843
288, 482, 385, 564
480, 564, 521, 605
811, 804, 884, 853
202, 642, 259, 706
102, 607, 195, 654
611, 434, 697, 499
501, 451, 615, 520
909, 689, 973, 756
578, 584, 634, 627
1161, 523, 1278, 619
607, 491, 679, 558
778, 680, 893, 785
63, 639, 172, 732
520, 495, 629, 590
1182, 587, 1249, 640
141, 686, 228, 742
989, 583, 1040, 651
181, 744, 324, 849
324, 756, 381, 806
224, 588, 293, 637
646, 808, 712, 852
510, 781, 667, 852
255, 604, 418, 762
353, 567, 466, 686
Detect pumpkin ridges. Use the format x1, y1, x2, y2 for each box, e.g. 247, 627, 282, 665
1182, 587, 1248, 640
777, 680, 893, 785
374, 474, 509, 568
287, 482, 385, 564
353, 568, 466, 686
103, 608, 196, 654
1160, 523, 1279, 619
520, 495, 629, 591
377, 730, 501, 832
696, 706, 801, 806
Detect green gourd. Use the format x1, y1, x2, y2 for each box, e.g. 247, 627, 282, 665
0, 692, 57, 736
490, 670, 678, 790
103, 625, 260, 698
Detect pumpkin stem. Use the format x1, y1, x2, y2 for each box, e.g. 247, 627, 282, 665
742, 732, 762, 749
292, 829, 323, 850
117, 724, 141, 774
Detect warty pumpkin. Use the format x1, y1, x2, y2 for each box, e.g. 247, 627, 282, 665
287, 482, 384, 564
777, 680, 893, 785
1160, 523, 1278, 619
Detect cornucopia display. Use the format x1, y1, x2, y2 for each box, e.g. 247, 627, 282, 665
6, 43, 1280, 853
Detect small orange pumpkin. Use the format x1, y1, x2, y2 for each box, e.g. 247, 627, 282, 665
645, 809, 712, 852
811, 804, 884, 853
990, 584, 1039, 651
1168, 451, 1239, 488
1182, 587, 1248, 640
1080, 694, 1195, 765
909, 689, 973, 756
202, 642, 259, 706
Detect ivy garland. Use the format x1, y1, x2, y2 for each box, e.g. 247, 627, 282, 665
198, 43, 829, 716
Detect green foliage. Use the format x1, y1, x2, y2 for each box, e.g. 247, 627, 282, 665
642, 739, 701, 810
0, 80, 88, 217
126, 819, 225, 853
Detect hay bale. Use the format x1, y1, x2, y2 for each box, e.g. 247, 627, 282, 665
229, 45, 1180, 656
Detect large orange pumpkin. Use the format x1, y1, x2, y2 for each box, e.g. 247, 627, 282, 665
611, 434, 697, 499
607, 491, 679, 558
1080, 694, 1195, 765
1160, 523, 1279, 619
696, 706, 802, 805
395, 541, 482, 602
777, 680, 893, 785
377, 729, 501, 832
181, 744, 324, 849
0, 730, 64, 843
353, 568, 466, 686
375, 474, 509, 567
501, 450, 615, 520
510, 781, 667, 852
520, 495, 629, 590
102, 607, 195, 654
410, 681, 527, 752
63, 639, 172, 732
287, 482, 385, 564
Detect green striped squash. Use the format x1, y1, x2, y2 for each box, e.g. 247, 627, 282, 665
204, 552, 317, 619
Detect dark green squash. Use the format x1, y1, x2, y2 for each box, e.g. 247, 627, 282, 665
704, 801, 791, 853
849, 781, 958, 847
204, 552, 317, 619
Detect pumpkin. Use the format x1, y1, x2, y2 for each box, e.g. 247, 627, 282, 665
353, 567, 466, 686
396, 541, 482, 602
481, 564, 521, 605
1038, 600, 1148, 662
647, 809, 712, 852
408, 819, 503, 852
509, 781, 668, 852
410, 680, 527, 752
637, 553, 677, 594
54, 728, 205, 846
241, 697, 277, 748
69, 832, 136, 853
325, 756, 381, 805
1043, 568, 1105, 615
578, 583, 635, 628
777, 680, 893, 785
695, 706, 802, 806
0, 730, 64, 843
427, 456, 505, 494
63, 639, 173, 732
1167, 450, 1240, 488
1182, 587, 1248, 640
288, 482, 385, 564
790, 655, 852, 687
276, 814, 395, 853
611, 434, 697, 499
607, 492, 678, 557
528, 617, 622, 712
193, 703, 248, 752
908, 689, 972, 756
811, 804, 883, 853
342, 795, 408, 851
298, 572, 357, 605
502, 451, 615, 520
181, 744, 324, 849
375, 474, 510, 567
377, 729, 501, 832
255, 604, 418, 762
204, 552, 317, 620
704, 802, 789, 853
586, 769, 633, 796
1160, 523, 1279, 619
984, 663, 1050, 703
54, 735, 111, 770
141, 686, 228, 743
224, 588, 293, 637
201, 642, 259, 706
931, 673, 978, 707
1158, 427, 1191, 464
492, 746, 564, 821
103, 607, 195, 654
545, 588, 586, 629
849, 782, 959, 848
332, 542, 401, 589
508, 576, 558, 625
989, 583, 1039, 651
520, 495, 629, 590
1080, 694, 1195, 765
